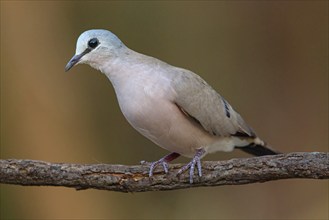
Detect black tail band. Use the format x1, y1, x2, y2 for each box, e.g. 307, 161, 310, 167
236, 143, 280, 156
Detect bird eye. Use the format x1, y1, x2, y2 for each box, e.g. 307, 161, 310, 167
88, 38, 99, 49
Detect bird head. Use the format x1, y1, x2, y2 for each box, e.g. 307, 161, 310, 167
65, 29, 125, 71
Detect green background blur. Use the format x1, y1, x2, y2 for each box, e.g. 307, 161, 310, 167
1, 1, 328, 219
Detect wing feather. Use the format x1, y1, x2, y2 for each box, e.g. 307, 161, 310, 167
172, 68, 256, 138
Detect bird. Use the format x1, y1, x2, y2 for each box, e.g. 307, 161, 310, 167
65, 29, 280, 183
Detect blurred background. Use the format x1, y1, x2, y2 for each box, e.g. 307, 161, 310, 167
1, 1, 328, 219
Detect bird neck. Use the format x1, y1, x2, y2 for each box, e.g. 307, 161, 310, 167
99, 49, 153, 78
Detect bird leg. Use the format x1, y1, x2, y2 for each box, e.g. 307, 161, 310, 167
177, 148, 206, 183
143, 152, 180, 177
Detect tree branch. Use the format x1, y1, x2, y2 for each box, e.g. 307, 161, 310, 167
0, 152, 328, 192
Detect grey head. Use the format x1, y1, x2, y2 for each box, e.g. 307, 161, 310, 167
65, 29, 125, 71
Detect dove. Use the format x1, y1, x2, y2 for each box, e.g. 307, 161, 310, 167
65, 29, 279, 183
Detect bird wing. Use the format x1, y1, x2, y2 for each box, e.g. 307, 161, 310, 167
171, 67, 256, 138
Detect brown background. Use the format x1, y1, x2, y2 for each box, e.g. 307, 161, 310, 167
1, 1, 328, 219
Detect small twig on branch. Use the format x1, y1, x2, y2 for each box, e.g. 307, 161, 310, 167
0, 152, 328, 193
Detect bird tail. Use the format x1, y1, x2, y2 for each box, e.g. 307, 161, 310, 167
236, 137, 281, 156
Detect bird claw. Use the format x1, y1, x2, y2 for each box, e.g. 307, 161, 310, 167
177, 148, 205, 184
142, 152, 180, 177
148, 159, 169, 177
143, 149, 205, 183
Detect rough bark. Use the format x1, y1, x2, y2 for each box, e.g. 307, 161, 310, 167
0, 152, 328, 193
